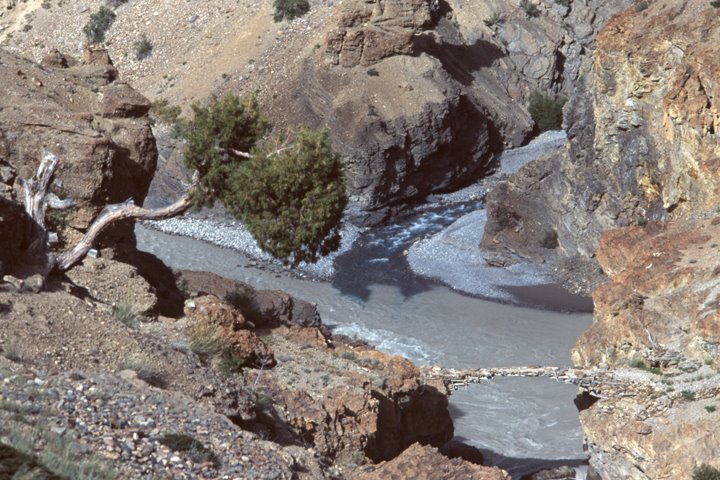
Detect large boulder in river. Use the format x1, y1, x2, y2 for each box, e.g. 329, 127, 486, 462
0, 47, 156, 254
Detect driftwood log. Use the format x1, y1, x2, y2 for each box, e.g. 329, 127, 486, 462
20, 151, 198, 274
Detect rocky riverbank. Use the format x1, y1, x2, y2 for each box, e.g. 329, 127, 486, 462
1, 255, 488, 478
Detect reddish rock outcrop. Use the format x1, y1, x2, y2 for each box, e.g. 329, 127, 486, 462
0, 47, 156, 254
572, 211, 720, 479
481, 0, 720, 293
352, 442, 509, 479
185, 295, 274, 368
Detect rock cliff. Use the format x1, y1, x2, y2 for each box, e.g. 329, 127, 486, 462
275, 0, 631, 224
482, 0, 720, 293
571, 211, 720, 479
0, 47, 156, 261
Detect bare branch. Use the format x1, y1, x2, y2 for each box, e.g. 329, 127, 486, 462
55, 172, 199, 271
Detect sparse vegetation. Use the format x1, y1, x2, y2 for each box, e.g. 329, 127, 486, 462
273, 0, 310, 22
134, 34, 153, 60
528, 90, 567, 132
188, 321, 243, 375
634, 1, 649, 12
555, 0, 570, 6
1, 421, 115, 479
681, 390, 697, 401
520, 0, 540, 17
711, 0, 720, 7
540, 230, 559, 249
629, 359, 662, 375
157, 433, 218, 465
693, 464, 720, 480
150, 98, 182, 125
340, 351, 358, 362
484, 11, 504, 28
112, 301, 137, 327
83, 7, 116, 43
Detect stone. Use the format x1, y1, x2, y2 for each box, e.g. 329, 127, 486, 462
0, 47, 156, 253
352, 443, 509, 479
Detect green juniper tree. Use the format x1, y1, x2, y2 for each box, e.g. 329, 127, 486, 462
182, 94, 347, 266
20, 93, 346, 275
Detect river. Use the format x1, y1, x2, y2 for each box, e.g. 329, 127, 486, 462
136, 131, 593, 478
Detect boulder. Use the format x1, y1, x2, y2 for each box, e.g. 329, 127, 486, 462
185, 295, 274, 368
352, 442, 510, 479
0, 47, 156, 253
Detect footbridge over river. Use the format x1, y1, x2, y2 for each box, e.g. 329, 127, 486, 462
418, 365, 614, 397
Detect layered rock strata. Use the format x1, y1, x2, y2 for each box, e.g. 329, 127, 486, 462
482, 0, 720, 292
571, 211, 720, 479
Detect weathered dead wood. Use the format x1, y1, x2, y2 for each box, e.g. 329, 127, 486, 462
55, 175, 197, 270
19, 150, 199, 275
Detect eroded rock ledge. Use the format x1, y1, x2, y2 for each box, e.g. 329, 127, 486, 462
481, 0, 720, 294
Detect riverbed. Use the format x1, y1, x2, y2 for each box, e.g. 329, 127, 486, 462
136, 130, 592, 478
136, 225, 591, 478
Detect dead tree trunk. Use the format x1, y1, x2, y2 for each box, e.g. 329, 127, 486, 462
20, 151, 198, 275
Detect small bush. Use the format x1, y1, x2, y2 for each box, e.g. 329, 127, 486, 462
134, 34, 153, 60
366, 68, 379, 77
520, 0, 540, 17
694, 464, 720, 480
528, 90, 567, 132
629, 359, 662, 375
188, 322, 244, 375
634, 1, 649, 12
112, 302, 137, 327
704, 405, 717, 413
555, 0, 569, 6
83, 7, 116, 43
150, 98, 181, 124
484, 11, 504, 28
273, 0, 310, 22
681, 390, 697, 401
711, 0, 720, 7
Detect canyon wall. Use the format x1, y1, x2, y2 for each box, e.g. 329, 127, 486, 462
573, 212, 720, 479
482, 0, 720, 293
284, 0, 631, 224
485, 1, 720, 477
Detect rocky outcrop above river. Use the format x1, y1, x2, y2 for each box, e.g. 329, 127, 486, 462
282, 0, 632, 224
482, 0, 720, 293
145, 0, 630, 224
570, 210, 720, 479
0, 47, 156, 256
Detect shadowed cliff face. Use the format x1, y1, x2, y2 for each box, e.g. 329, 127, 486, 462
256, 0, 632, 225
481, 0, 720, 293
